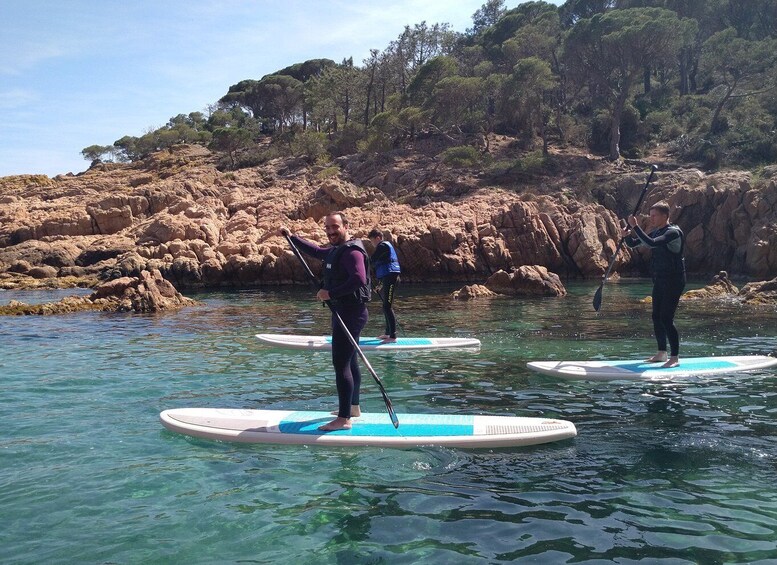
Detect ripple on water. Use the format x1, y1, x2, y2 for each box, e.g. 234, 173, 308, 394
2, 284, 777, 563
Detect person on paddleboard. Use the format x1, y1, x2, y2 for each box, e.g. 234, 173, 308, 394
280, 211, 371, 431
622, 201, 686, 368
367, 228, 401, 342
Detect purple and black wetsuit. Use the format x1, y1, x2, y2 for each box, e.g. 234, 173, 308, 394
290, 235, 370, 419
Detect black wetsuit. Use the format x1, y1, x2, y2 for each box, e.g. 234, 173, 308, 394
371, 241, 401, 339
625, 224, 686, 357
290, 236, 370, 419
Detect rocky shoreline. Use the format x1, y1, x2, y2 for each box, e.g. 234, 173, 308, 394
2, 145, 776, 311
0, 269, 196, 315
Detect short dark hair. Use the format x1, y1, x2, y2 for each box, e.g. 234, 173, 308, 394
367, 229, 382, 239
326, 211, 348, 225
650, 201, 671, 216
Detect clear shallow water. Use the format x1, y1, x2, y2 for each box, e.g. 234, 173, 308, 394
2, 281, 777, 564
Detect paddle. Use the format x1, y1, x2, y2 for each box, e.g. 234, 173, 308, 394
592, 165, 658, 312
283, 232, 400, 429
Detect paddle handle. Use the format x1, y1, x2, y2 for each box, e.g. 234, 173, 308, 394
627, 165, 657, 227
593, 165, 658, 311
603, 165, 657, 282
283, 232, 399, 428
284, 231, 318, 281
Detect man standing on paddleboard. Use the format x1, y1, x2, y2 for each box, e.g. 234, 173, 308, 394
622, 201, 686, 368
368, 228, 401, 342
281, 212, 371, 431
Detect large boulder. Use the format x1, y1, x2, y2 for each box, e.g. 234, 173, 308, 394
0, 269, 196, 315
485, 266, 567, 297
90, 269, 196, 312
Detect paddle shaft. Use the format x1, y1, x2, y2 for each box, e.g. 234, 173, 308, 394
283, 233, 399, 428
593, 165, 657, 311
608, 165, 657, 278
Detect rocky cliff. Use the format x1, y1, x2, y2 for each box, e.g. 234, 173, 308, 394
1, 145, 776, 290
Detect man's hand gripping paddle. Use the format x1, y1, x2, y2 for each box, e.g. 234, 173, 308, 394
592, 165, 658, 312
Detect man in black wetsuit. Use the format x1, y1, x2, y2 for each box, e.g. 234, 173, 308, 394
280, 211, 370, 431
368, 229, 401, 342
623, 201, 686, 368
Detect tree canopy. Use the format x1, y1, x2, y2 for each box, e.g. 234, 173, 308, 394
85, 0, 777, 171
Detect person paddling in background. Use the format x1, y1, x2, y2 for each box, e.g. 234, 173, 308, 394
622, 201, 686, 368
280, 211, 371, 431
367, 228, 401, 342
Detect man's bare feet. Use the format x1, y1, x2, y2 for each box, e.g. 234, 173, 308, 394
662, 356, 680, 368
378, 334, 390, 340
318, 417, 352, 431
646, 352, 668, 363
381, 336, 397, 342
330, 405, 361, 417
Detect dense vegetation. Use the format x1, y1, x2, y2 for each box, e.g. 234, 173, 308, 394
83, 0, 777, 172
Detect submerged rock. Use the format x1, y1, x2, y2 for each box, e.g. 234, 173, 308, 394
2, 295, 98, 315
739, 276, 777, 304
682, 271, 739, 300
0, 271, 99, 290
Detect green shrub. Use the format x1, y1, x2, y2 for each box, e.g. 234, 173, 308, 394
328, 123, 366, 157
316, 165, 340, 179
484, 151, 556, 180
670, 95, 711, 133
290, 130, 329, 161
644, 110, 682, 141
357, 132, 394, 154
485, 158, 515, 177
515, 150, 558, 174
439, 145, 481, 168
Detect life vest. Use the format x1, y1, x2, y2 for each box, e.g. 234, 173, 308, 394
650, 224, 685, 278
373, 241, 401, 279
322, 239, 371, 305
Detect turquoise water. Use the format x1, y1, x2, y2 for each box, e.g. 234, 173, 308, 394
2, 281, 777, 564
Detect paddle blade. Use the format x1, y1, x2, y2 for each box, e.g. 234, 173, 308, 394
592, 283, 604, 312
387, 399, 400, 429
376, 379, 399, 428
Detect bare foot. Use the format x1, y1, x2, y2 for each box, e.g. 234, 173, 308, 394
330, 405, 361, 417
662, 357, 680, 368
381, 337, 397, 342
646, 352, 668, 363
378, 334, 390, 340
318, 417, 352, 431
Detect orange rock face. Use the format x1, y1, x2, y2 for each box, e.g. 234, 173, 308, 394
2, 145, 777, 292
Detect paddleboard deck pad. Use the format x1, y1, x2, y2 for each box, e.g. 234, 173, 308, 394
160, 408, 576, 448
527, 355, 777, 381
255, 333, 480, 351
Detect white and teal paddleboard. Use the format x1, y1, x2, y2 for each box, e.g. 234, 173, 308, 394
159, 408, 576, 448
527, 355, 777, 381
255, 333, 481, 351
